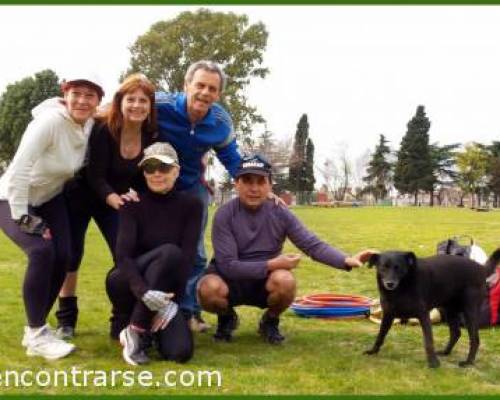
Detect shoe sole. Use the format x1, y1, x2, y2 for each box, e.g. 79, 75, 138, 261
26, 344, 75, 360
119, 329, 138, 366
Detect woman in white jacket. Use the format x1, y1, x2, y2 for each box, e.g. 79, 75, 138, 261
0, 74, 103, 360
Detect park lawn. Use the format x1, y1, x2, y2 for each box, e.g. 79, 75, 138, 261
1, 206, 500, 395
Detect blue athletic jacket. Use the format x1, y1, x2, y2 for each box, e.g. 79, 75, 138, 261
155, 92, 241, 190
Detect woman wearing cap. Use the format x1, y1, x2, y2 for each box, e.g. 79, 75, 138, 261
0, 74, 104, 360
106, 142, 202, 365
55, 73, 157, 339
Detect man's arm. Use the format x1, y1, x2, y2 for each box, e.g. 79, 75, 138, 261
214, 133, 241, 178
281, 207, 351, 270
211, 107, 241, 177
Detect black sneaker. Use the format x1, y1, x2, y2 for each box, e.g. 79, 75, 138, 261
258, 312, 284, 345
55, 326, 75, 340
213, 308, 239, 342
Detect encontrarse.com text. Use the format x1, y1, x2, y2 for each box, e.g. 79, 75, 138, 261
0, 368, 222, 388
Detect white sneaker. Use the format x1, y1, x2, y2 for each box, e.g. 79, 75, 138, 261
25, 325, 75, 360
119, 326, 150, 366
21, 326, 29, 347
22, 324, 56, 347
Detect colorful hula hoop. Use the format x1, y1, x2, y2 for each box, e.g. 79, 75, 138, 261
291, 293, 373, 319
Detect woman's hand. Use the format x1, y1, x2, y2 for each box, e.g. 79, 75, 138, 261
106, 193, 125, 210
17, 214, 52, 240
120, 188, 140, 203
151, 301, 179, 332
142, 290, 174, 311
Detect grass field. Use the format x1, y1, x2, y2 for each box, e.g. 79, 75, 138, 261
1, 206, 500, 395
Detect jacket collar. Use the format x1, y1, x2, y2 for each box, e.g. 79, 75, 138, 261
175, 92, 217, 127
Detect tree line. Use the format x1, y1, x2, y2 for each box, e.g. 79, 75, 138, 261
0, 9, 496, 208
363, 105, 500, 208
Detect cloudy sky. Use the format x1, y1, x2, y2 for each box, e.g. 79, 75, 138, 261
1, 5, 500, 180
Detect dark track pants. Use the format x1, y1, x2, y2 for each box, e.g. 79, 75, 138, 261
0, 195, 71, 327
56, 182, 118, 328
106, 243, 193, 363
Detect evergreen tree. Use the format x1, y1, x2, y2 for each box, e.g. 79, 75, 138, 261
289, 114, 313, 203
305, 138, 315, 192
0, 69, 60, 169
363, 134, 392, 202
393, 105, 434, 205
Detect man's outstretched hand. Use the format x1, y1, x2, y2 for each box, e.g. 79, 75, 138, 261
344, 249, 379, 268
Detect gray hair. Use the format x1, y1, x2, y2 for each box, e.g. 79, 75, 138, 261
184, 60, 226, 92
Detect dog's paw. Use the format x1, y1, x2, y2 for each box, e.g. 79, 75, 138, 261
363, 349, 378, 356
436, 350, 451, 356
428, 358, 440, 368
458, 360, 474, 368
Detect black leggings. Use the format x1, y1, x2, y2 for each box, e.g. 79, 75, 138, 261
64, 181, 118, 272
106, 243, 193, 363
0, 195, 71, 327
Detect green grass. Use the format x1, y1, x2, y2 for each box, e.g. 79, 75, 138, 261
1, 206, 500, 394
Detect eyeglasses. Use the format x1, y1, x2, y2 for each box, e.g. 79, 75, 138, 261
142, 161, 174, 175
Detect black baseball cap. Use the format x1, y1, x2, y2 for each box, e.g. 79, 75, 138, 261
235, 154, 272, 178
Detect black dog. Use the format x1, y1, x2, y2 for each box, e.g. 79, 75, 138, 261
365, 250, 499, 368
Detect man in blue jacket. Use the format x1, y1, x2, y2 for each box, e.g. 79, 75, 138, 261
155, 60, 241, 331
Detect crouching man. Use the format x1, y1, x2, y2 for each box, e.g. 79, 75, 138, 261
197, 154, 373, 344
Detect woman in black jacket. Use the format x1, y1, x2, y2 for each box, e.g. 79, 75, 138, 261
56, 74, 157, 338
106, 142, 202, 365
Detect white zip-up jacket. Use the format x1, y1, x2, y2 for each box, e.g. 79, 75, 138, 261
0, 98, 94, 219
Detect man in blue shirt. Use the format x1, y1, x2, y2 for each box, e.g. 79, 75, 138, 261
155, 60, 241, 331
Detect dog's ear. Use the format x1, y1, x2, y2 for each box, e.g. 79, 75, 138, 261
405, 252, 417, 268
367, 253, 380, 268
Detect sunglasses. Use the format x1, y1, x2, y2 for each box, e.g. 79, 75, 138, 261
142, 161, 174, 174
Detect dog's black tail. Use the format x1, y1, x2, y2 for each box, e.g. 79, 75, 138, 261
485, 248, 500, 276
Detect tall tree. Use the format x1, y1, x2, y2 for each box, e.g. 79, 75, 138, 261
125, 8, 269, 144
363, 134, 392, 202
0, 69, 60, 169
456, 143, 489, 208
393, 105, 434, 205
305, 138, 316, 192
289, 114, 313, 203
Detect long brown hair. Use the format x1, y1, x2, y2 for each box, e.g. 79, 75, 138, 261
104, 73, 157, 142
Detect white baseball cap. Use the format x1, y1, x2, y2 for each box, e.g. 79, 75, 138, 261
62, 72, 104, 97
139, 142, 179, 167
